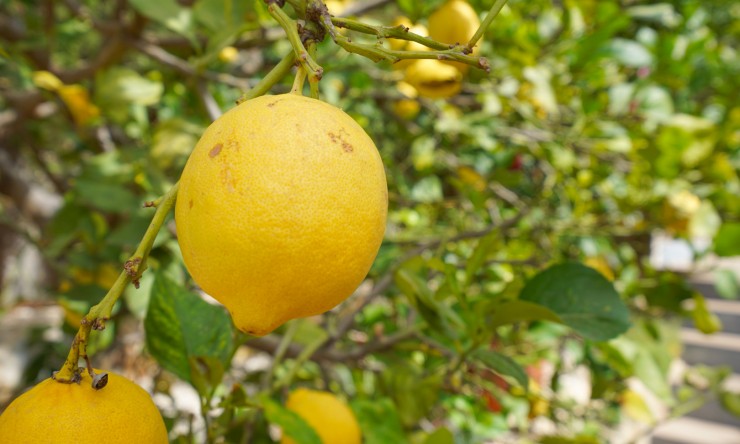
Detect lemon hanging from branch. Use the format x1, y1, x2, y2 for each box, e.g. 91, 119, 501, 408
175, 94, 388, 336
428, 0, 482, 74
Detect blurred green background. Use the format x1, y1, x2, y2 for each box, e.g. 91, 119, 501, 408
0, 0, 739, 443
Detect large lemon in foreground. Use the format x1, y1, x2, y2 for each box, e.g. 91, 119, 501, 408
175, 94, 388, 336
0, 371, 168, 444
281, 388, 362, 444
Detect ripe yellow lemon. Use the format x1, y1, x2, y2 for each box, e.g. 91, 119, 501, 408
218, 46, 239, 64
404, 59, 463, 99
0, 371, 167, 444
175, 94, 388, 336
281, 388, 361, 444
428, 0, 481, 73
324, 0, 346, 15
392, 81, 421, 120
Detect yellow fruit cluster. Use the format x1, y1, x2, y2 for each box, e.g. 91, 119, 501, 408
390, 0, 481, 111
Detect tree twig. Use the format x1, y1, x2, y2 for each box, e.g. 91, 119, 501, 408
132, 40, 253, 89
53, 182, 180, 383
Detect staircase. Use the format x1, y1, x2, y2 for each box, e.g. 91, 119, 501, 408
651, 283, 740, 444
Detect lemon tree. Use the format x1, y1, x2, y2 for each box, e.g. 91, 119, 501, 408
1, 0, 739, 443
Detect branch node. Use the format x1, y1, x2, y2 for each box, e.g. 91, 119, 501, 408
92, 317, 109, 330
124, 257, 143, 288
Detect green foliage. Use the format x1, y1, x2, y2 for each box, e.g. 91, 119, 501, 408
472, 350, 528, 389
520, 263, 630, 341
262, 398, 322, 444
715, 223, 740, 257
1, 0, 739, 442
144, 273, 233, 383
351, 398, 407, 444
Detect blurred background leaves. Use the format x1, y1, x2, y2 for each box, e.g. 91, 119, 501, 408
1, 0, 739, 443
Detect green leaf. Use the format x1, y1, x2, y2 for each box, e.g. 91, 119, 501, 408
607, 39, 653, 67
127, 0, 195, 41
380, 363, 442, 428
465, 233, 498, 285
73, 180, 140, 213
621, 389, 655, 423
145, 272, 233, 383
192, 0, 254, 32
644, 276, 695, 313
150, 118, 203, 170
424, 427, 454, 444
715, 223, 740, 257
594, 342, 633, 377
628, 4, 680, 27
410, 176, 443, 203
720, 391, 740, 417
632, 347, 672, 402
262, 398, 322, 444
690, 293, 722, 334
394, 267, 447, 334
715, 269, 739, 300
490, 300, 562, 329
351, 398, 407, 444
95, 67, 164, 122
472, 350, 528, 389
290, 318, 329, 347
188, 356, 225, 399
570, 10, 630, 68
519, 263, 630, 341
108, 213, 168, 248
635, 85, 674, 127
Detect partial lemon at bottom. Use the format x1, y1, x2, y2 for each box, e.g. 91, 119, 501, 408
281, 388, 361, 444
0, 370, 168, 444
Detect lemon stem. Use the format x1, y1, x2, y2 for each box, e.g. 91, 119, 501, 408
327, 20, 490, 72
291, 66, 307, 94
467, 0, 508, 50
306, 41, 320, 99
260, 320, 299, 390
331, 18, 450, 50
54, 182, 180, 383
273, 334, 328, 390
268, 3, 324, 85
237, 51, 297, 104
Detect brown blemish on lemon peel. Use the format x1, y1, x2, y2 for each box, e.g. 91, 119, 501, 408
328, 131, 354, 153
209, 143, 223, 158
